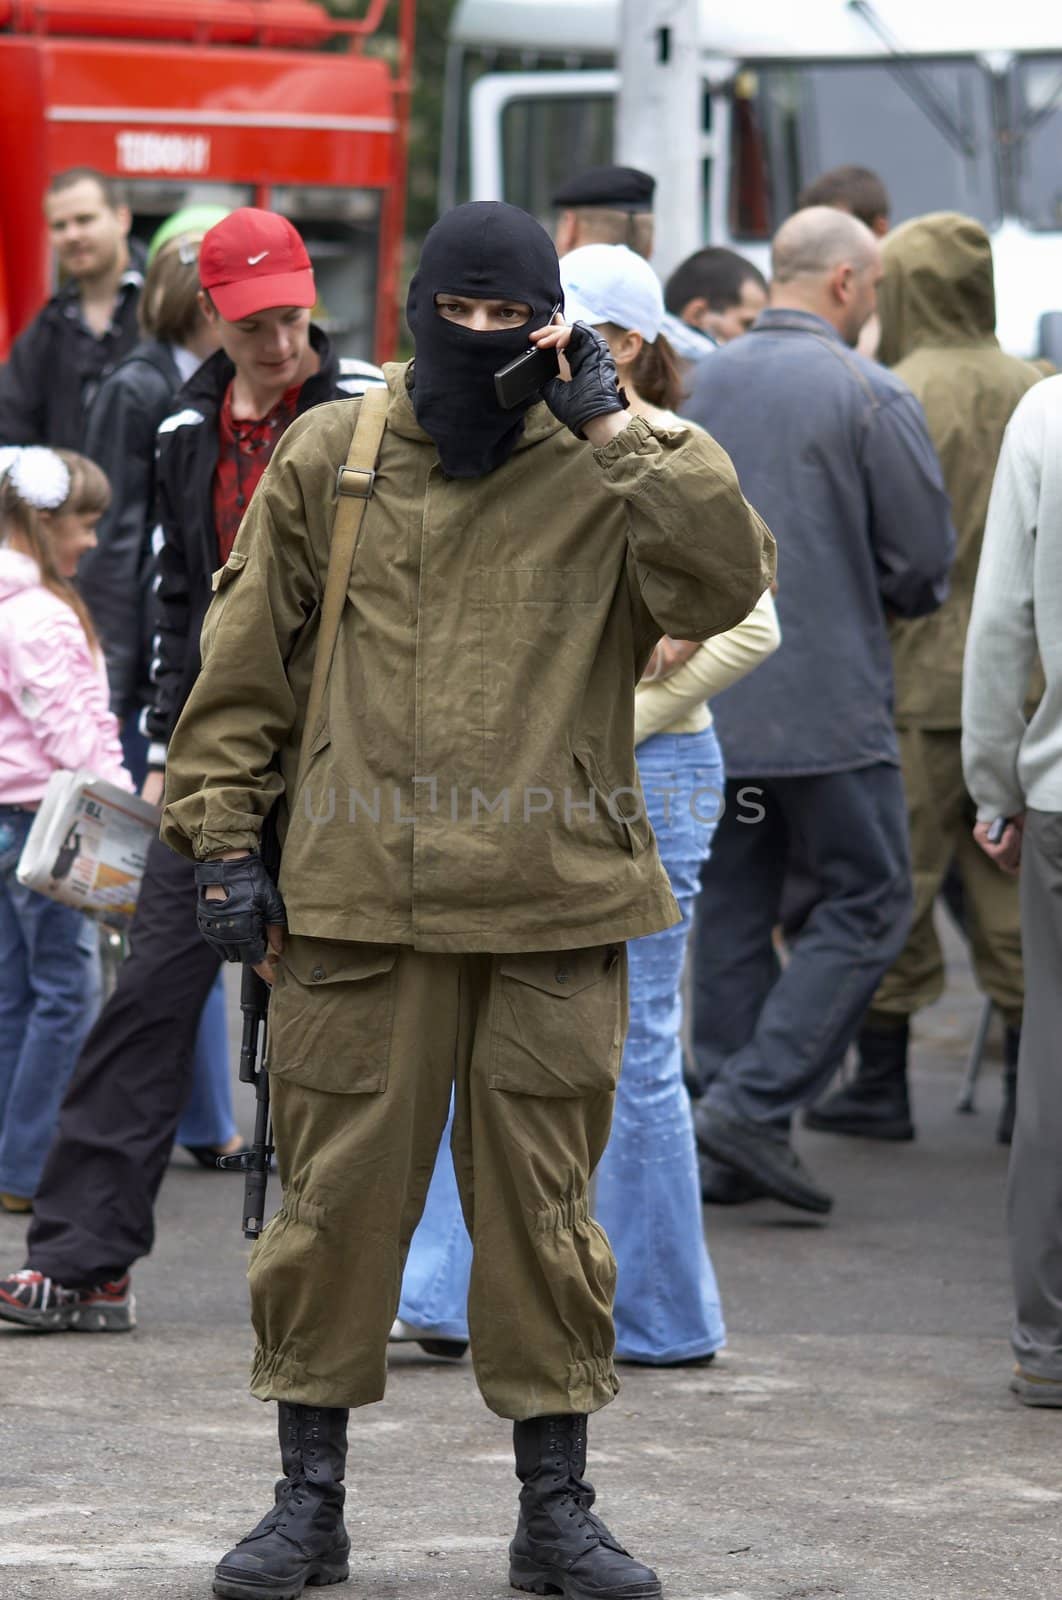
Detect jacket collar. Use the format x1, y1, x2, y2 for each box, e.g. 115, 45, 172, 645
176, 323, 339, 420
0, 547, 41, 599
750, 308, 846, 344
113, 338, 182, 388
382, 359, 567, 456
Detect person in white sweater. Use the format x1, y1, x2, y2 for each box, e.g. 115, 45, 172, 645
962, 373, 1062, 1407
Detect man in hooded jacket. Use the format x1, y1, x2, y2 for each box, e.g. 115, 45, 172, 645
806, 212, 1040, 1148
159, 203, 774, 1600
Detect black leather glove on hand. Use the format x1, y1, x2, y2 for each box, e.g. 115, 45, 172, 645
194, 855, 287, 965
542, 322, 629, 439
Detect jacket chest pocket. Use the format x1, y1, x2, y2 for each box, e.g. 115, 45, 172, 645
488, 943, 628, 1097
267, 937, 398, 1095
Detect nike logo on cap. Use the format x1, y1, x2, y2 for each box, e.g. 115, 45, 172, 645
247, 251, 270, 266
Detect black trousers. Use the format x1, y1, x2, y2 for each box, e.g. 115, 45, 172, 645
26, 837, 219, 1285
689, 766, 912, 1128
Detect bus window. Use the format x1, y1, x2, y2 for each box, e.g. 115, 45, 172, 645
730, 59, 999, 237
500, 94, 614, 222
269, 186, 380, 361
1014, 57, 1062, 231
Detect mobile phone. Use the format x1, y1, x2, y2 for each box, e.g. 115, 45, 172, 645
494, 303, 562, 410
987, 816, 1009, 844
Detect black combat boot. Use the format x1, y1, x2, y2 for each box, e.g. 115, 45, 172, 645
997, 1024, 1020, 1146
213, 1403, 350, 1599
804, 1022, 914, 1141
509, 1414, 662, 1599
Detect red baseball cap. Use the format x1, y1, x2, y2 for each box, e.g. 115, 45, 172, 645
199, 207, 316, 321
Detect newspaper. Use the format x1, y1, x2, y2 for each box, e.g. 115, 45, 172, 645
16, 770, 161, 922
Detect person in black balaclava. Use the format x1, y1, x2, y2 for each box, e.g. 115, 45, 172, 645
406, 201, 564, 478
160, 199, 775, 1600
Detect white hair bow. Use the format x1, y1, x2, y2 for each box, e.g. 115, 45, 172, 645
0, 446, 72, 511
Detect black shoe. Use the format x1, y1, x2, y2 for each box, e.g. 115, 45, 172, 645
617, 1351, 716, 1369
510, 1415, 662, 1599
694, 1104, 833, 1215
699, 1152, 767, 1205
804, 1023, 914, 1141
213, 1404, 350, 1599
997, 1025, 1020, 1146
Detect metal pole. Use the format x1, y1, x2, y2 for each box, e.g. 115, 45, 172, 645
616, 0, 702, 280
956, 995, 995, 1114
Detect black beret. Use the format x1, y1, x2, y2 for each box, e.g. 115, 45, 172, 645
551, 164, 656, 214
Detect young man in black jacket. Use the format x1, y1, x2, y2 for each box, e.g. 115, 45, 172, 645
0, 169, 144, 451
0, 209, 383, 1331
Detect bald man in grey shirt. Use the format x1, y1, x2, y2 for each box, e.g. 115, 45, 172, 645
683, 208, 955, 1216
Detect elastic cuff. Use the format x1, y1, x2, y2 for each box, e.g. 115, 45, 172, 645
146, 741, 168, 768
592, 411, 653, 463
191, 831, 261, 862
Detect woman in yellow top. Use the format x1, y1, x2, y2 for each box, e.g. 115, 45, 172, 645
562, 244, 779, 1362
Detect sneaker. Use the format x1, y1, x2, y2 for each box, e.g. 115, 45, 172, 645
388, 1316, 468, 1360
0, 1269, 136, 1332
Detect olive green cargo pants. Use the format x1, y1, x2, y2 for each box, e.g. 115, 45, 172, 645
247, 937, 627, 1420
870, 726, 1023, 1027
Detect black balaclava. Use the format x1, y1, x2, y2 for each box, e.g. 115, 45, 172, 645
406, 202, 564, 479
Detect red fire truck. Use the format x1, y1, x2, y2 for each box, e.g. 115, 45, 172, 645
0, 0, 413, 362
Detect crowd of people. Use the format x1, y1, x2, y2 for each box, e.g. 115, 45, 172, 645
0, 156, 1059, 1600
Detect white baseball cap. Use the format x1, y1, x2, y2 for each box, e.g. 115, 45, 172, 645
560, 244, 665, 343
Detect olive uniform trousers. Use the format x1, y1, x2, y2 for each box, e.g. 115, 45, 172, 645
870, 726, 1024, 1027
248, 937, 627, 1421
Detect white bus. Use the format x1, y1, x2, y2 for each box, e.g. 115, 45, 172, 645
444, 0, 1062, 356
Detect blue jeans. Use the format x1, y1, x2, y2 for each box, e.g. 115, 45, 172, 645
401, 728, 727, 1363
397, 1099, 473, 1339
594, 729, 726, 1360
0, 808, 101, 1198
175, 972, 236, 1149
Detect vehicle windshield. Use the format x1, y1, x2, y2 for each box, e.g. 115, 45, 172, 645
730, 59, 999, 237
1013, 56, 1062, 231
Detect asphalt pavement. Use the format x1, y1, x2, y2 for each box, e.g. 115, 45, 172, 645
1, 922, 1058, 1600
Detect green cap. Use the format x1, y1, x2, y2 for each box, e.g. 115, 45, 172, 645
147, 205, 232, 267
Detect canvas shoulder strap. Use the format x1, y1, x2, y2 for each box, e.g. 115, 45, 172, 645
298, 385, 389, 779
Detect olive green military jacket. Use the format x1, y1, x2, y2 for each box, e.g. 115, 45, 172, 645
161, 364, 774, 953
878, 212, 1041, 729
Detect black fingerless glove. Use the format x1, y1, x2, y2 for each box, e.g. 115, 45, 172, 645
542, 322, 630, 439
194, 855, 287, 965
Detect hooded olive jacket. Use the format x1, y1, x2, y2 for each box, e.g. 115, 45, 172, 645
161, 364, 774, 953
878, 213, 1041, 728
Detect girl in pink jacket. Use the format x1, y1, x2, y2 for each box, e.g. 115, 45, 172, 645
0, 446, 130, 1211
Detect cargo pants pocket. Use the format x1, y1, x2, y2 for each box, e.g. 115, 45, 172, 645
488, 943, 628, 1097
267, 936, 398, 1094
